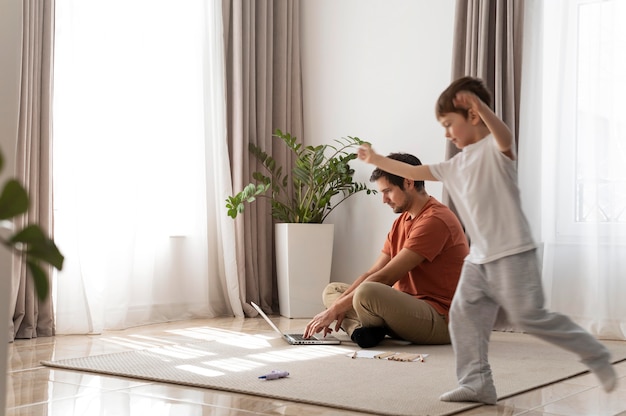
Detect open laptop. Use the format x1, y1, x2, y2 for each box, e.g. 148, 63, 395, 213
251, 302, 341, 345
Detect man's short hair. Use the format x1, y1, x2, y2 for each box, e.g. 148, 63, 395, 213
369, 153, 425, 192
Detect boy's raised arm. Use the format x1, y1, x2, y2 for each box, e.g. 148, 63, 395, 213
357, 144, 437, 181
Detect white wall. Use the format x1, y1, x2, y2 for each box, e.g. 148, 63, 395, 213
300, 0, 456, 284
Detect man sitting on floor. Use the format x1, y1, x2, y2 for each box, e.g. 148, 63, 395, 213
303, 153, 469, 348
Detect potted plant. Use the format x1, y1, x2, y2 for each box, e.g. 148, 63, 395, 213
0, 147, 64, 301
226, 129, 376, 317
226, 129, 376, 223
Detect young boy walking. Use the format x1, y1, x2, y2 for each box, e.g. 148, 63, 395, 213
357, 76, 618, 404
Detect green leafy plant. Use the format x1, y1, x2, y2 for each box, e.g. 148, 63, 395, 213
0, 147, 64, 300
226, 129, 377, 223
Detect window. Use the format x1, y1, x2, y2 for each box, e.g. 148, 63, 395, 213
543, 0, 626, 238
575, 0, 626, 224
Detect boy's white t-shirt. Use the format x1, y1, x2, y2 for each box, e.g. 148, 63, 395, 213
429, 135, 535, 264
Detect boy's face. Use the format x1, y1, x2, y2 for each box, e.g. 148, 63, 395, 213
438, 112, 476, 149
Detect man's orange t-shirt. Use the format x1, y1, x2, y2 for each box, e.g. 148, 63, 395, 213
383, 196, 469, 317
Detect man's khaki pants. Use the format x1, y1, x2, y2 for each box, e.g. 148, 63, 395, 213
323, 281, 451, 344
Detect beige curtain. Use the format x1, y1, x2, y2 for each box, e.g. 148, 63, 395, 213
222, 0, 303, 314
9, 0, 55, 341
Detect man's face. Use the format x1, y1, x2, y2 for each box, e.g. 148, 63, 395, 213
376, 177, 410, 214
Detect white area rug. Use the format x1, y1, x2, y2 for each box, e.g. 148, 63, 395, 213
42, 331, 626, 416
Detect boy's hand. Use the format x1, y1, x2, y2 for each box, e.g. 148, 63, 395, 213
357, 142, 378, 164
453, 91, 482, 113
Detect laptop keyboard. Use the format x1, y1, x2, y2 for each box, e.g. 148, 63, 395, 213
288, 333, 310, 341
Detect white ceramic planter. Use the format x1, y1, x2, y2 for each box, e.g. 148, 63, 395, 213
274, 223, 334, 318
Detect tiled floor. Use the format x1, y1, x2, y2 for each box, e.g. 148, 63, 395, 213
6, 316, 626, 416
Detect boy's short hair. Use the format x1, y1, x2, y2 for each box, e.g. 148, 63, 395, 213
369, 153, 425, 192
435, 76, 492, 119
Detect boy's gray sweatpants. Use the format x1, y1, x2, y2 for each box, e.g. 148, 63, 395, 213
450, 249, 612, 395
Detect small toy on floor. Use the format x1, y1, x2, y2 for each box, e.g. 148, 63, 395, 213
258, 370, 289, 380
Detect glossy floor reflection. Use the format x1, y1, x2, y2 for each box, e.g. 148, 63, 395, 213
6, 316, 626, 416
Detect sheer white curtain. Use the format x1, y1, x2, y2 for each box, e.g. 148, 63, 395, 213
52, 0, 242, 334
519, 0, 626, 340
